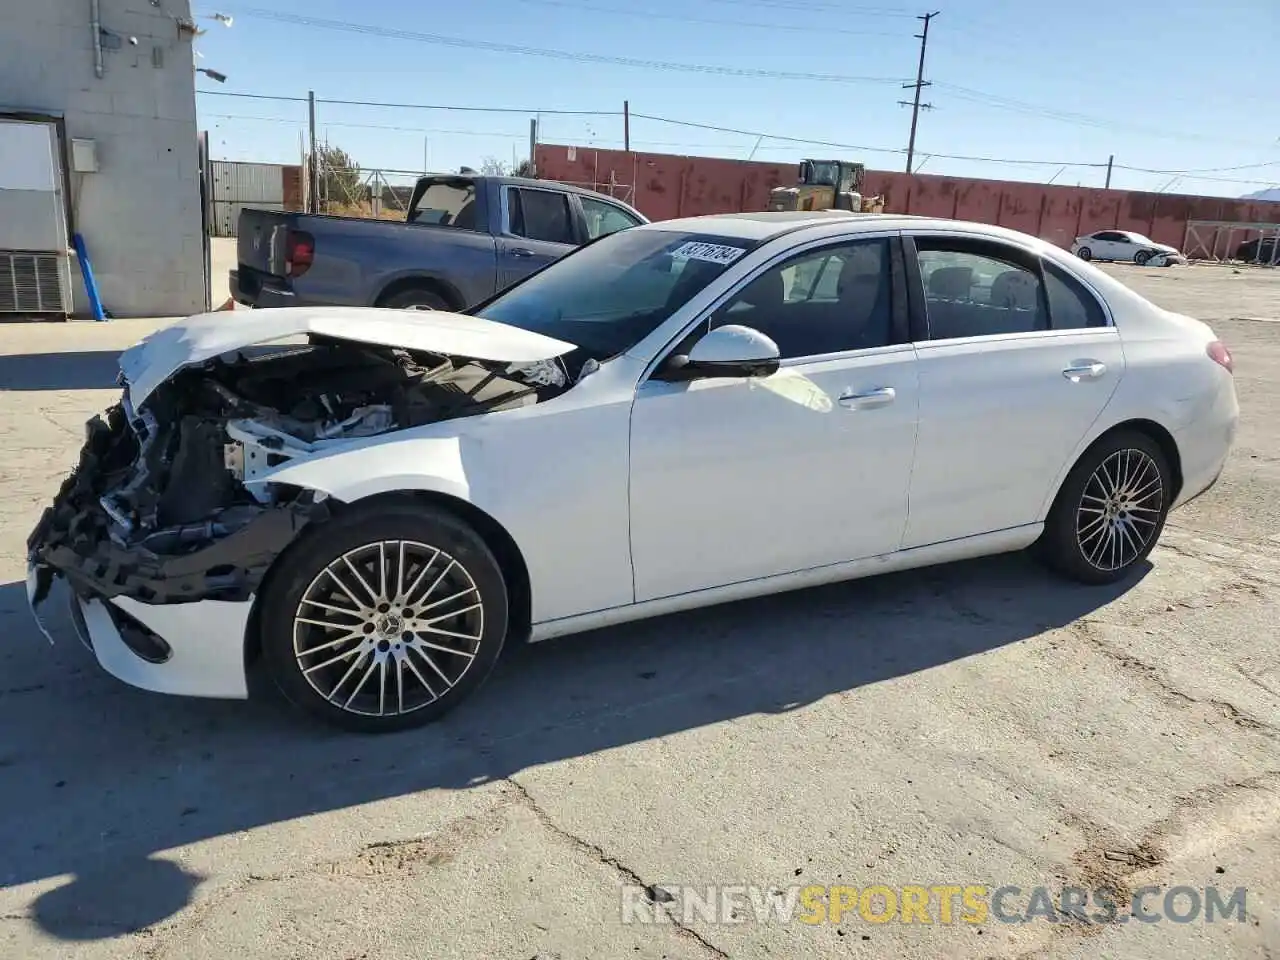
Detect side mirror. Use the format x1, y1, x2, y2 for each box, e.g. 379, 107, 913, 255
658, 324, 781, 381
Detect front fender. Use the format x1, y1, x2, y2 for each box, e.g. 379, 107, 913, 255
259, 436, 472, 505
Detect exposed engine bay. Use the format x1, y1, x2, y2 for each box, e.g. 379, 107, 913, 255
27, 337, 573, 607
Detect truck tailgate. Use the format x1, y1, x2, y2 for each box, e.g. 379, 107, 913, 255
237, 208, 292, 276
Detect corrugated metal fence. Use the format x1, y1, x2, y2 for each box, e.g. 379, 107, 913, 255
535, 144, 1280, 254
209, 161, 286, 237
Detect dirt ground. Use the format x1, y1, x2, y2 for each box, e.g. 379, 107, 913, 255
0, 261, 1277, 959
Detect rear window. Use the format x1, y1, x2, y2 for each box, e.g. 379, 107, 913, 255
407, 180, 478, 230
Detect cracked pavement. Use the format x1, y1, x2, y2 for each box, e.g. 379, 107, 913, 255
1, 262, 1278, 958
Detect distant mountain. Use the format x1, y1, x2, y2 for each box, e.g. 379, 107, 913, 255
1244, 187, 1280, 202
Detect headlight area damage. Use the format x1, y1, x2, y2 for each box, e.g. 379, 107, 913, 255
27, 337, 571, 611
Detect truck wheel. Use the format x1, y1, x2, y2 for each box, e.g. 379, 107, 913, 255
381, 287, 451, 311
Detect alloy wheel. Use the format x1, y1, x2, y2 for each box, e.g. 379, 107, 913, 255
1075, 449, 1164, 572
292, 540, 484, 717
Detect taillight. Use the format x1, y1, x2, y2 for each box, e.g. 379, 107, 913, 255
285, 229, 314, 277
1207, 340, 1233, 374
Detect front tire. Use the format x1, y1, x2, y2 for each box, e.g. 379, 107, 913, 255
1134, 249, 1152, 266
259, 501, 509, 732
1037, 431, 1172, 585
1076, 246, 1093, 261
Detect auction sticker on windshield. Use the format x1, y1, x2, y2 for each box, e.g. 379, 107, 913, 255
671, 241, 748, 265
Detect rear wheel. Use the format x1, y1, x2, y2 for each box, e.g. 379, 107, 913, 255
380, 287, 451, 311
260, 502, 508, 732
1076, 246, 1092, 261
1134, 249, 1152, 266
1037, 431, 1172, 585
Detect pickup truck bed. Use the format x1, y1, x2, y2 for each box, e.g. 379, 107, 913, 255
231, 175, 647, 312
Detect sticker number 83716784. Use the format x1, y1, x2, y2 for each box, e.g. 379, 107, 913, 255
670, 241, 748, 266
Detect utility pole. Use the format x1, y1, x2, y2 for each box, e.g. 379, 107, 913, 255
624, 100, 631, 152
1104, 154, 1114, 189
899, 11, 938, 175
307, 90, 318, 213
529, 117, 538, 174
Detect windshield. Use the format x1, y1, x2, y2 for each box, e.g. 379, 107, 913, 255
474, 229, 759, 360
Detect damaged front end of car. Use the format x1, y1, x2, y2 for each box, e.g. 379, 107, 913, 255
26, 332, 574, 642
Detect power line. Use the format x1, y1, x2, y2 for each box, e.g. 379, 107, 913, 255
195, 90, 311, 103
1115, 159, 1280, 175
223, 8, 911, 84
198, 90, 621, 116
632, 112, 1112, 167
698, 0, 917, 14
321, 97, 621, 116
506, 0, 907, 37
629, 112, 903, 155
934, 83, 1272, 149
196, 93, 1280, 185
205, 112, 754, 151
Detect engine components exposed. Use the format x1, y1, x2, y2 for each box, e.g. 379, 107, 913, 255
27, 339, 570, 605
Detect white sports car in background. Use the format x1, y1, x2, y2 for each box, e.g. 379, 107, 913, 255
28, 212, 1238, 732
1071, 230, 1187, 265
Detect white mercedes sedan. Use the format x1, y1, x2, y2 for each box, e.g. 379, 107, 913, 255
1071, 230, 1186, 265
27, 212, 1238, 732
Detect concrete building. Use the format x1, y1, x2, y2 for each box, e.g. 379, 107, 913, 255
0, 0, 206, 318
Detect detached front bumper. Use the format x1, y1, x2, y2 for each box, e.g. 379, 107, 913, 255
28, 563, 255, 698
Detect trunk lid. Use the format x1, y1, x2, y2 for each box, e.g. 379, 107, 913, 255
118, 307, 577, 406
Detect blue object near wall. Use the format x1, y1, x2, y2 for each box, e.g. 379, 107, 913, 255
72, 232, 107, 321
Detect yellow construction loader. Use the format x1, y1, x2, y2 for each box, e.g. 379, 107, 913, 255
767, 159, 884, 214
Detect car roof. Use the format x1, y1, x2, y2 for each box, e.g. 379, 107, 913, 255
492, 175, 639, 202
631, 211, 882, 241
630, 211, 1054, 248
436, 175, 646, 215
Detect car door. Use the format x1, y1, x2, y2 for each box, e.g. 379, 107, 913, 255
1110, 231, 1141, 261
900, 231, 1125, 549
628, 233, 921, 602
1083, 231, 1110, 259
495, 186, 579, 288
1100, 231, 1132, 261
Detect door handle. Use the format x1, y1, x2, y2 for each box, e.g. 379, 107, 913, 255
1062, 360, 1107, 382
837, 386, 896, 410
509, 247, 535, 258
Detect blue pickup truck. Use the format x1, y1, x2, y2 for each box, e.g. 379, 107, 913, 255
231, 174, 648, 311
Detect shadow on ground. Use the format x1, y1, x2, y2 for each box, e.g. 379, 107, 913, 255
0, 555, 1144, 938
0, 351, 121, 391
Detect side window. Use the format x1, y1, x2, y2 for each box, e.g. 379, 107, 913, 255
915, 240, 1048, 340
509, 188, 574, 244
580, 196, 642, 240
1044, 261, 1107, 329
708, 239, 892, 359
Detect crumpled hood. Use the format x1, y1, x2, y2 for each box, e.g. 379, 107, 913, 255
118, 306, 576, 405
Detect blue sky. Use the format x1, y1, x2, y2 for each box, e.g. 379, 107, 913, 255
192, 0, 1279, 198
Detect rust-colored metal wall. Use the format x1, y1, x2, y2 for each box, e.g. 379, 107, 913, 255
282, 165, 303, 211
536, 143, 1280, 252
